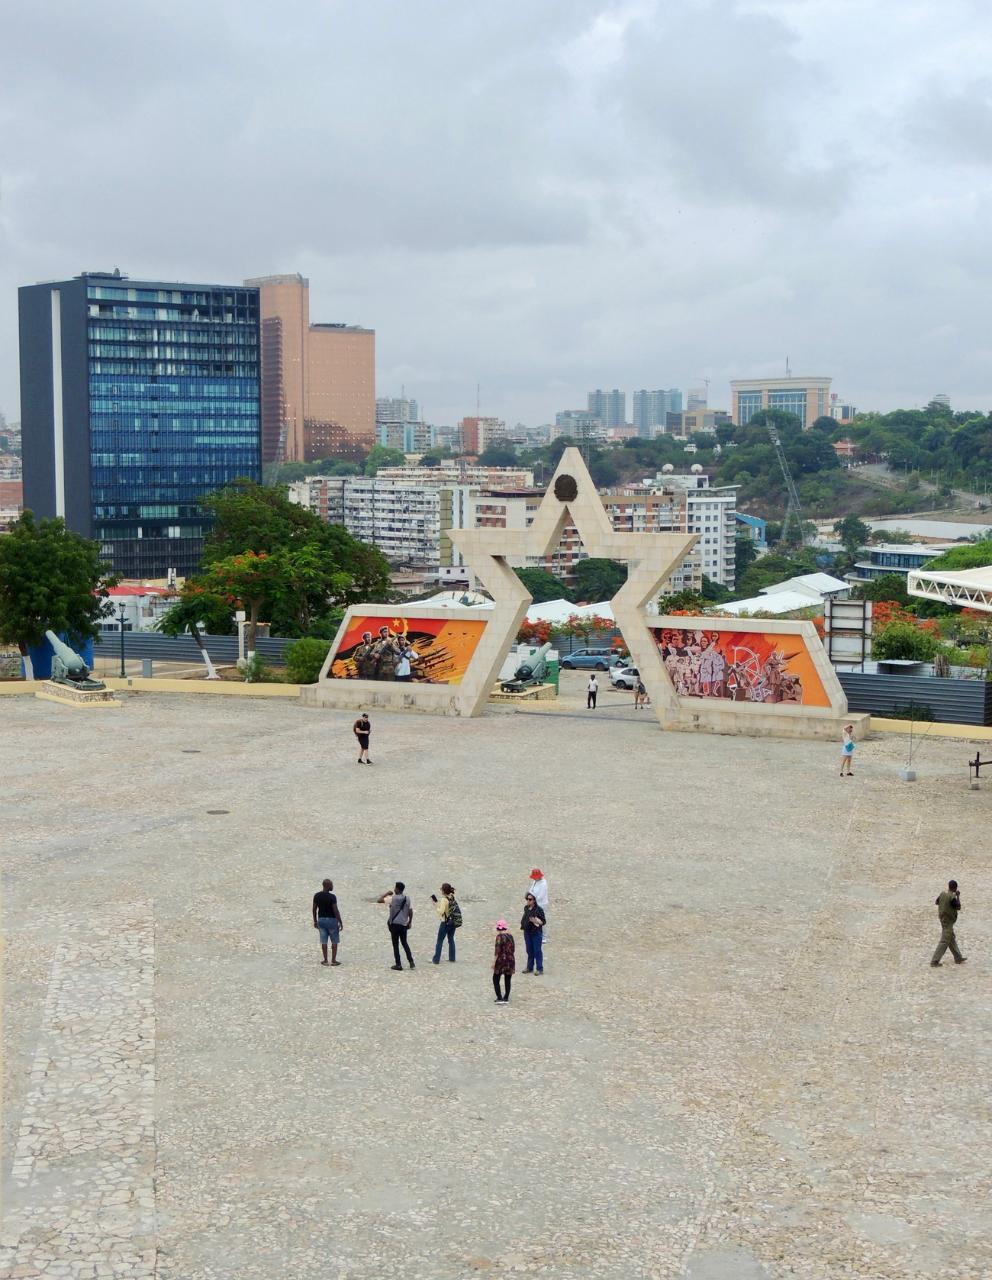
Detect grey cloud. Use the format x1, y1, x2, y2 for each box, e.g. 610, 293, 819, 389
609, 0, 853, 214
3, 0, 992, 426
905, 79, 992, 166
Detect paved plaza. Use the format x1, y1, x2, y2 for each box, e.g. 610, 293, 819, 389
2, 694, 990, 1279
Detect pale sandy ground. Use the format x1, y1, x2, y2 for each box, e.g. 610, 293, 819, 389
2, 694, 989, 1279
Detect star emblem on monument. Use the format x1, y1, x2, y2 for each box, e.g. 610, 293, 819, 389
449, 447, 699, 715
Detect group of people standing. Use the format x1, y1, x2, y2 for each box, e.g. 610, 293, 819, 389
312, 869, 551, 1003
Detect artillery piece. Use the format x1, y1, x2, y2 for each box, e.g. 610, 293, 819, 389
500, 641, 552, 693
45, 630, 107, 690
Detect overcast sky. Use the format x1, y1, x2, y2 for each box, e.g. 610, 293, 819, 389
2, 0, 992, 427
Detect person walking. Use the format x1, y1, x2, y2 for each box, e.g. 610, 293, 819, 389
521, 892, 546, 974
492, 920, 515, 1003
840, 723, 855, 776
312, 878, 343, 966
354, 712, 372, 764
388, 881, 415, 970
587, 674, 598, 709
931, 880, 967, 967
634, 679, 648, 710
431, 882, 462, 964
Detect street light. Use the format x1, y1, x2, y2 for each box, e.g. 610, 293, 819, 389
117, 601, 127, 678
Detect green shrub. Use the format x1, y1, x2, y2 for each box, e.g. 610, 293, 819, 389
284, 637, 332, 684
884, 702, 935, 721
239, 654, 277, 683
872, 621, 939, 662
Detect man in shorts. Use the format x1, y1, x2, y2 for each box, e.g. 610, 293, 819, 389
312, 878, 343, 966
354, 712, 372, 763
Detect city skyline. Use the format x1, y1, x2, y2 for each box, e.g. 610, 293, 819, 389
2, 3, 992, 429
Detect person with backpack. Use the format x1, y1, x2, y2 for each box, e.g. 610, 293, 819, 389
520, 891, 546, 974
492, 920, 515, 1003
431, 882, 462, 964
388, 881, 415, 970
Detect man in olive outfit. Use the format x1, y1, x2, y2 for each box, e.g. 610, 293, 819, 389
931, 879, 967, 967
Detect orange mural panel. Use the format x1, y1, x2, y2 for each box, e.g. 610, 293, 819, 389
329, 615, 487, 686
651, 626, 830, 708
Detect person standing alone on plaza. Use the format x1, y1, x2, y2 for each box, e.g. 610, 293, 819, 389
840, 723, 855, 776
312, 878, 343, 966
587, 674, 598, 709
521, 892, 546, 973
431, 882, 461, 964
354, 712, 372, 764
492, 920, 515, 1003
931, 880, 967, 967
388, 881, 415, 970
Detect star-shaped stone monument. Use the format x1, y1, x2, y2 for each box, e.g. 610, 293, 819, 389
449, 447, 698, 716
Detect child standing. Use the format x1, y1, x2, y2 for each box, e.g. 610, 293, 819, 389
840, 723, 855, 776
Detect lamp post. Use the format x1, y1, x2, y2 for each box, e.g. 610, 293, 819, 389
117, 601, 127, 678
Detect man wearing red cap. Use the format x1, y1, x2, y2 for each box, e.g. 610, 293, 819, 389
529, 868, 549, 933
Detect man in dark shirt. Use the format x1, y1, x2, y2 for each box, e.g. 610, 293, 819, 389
931, 879, 966, 967
312, 878, 343, 966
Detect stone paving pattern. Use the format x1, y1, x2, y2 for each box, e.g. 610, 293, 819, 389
2, 693, 990, 1278
0, 910, 155, 1277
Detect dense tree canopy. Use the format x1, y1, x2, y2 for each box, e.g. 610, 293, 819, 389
514, 567, 570, 602
161, 481, 390, 640
364, 445, 407, 475
834, 515, 872, 554
0, 512, 116, 665
477, 445, 518, 467
843, 404, 992, 490
571, 557, 627, 602
926, 537, 992, 571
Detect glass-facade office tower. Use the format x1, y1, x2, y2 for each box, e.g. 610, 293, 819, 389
19, 272, 261, 577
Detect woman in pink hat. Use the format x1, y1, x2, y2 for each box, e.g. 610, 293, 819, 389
492, 920, 515, 1003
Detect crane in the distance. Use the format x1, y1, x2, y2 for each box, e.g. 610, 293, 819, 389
764, 417, 808, 547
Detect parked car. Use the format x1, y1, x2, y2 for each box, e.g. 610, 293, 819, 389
610, 665, 640, 690
559, 647, 615, 670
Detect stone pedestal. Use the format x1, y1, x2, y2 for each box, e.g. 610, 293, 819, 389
35, 680, 121, 709
488, 683, 557, 704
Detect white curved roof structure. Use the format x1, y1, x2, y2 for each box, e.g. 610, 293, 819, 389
908, 565, 992, 613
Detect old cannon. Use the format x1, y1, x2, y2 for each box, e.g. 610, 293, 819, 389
500, 641, 552, 693
45, 630, 107, 690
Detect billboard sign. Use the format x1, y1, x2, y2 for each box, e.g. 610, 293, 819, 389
651, 625, 831, 707
328, 615, 487, 686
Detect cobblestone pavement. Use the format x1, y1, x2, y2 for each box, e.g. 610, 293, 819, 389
0, 908, 155, 1278
2, 695, 990, 1279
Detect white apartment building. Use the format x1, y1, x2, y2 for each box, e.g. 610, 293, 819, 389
288, 466, 735, 589
655, 472, 738, 588
288, 475, 478, 568
376, 465, 534, 488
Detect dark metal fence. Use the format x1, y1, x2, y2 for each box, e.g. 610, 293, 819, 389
92, 632, 291, 664
838, 671, 992, 726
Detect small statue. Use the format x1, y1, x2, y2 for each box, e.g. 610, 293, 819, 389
45, 630, 107, 690
501, 641, 552, 693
